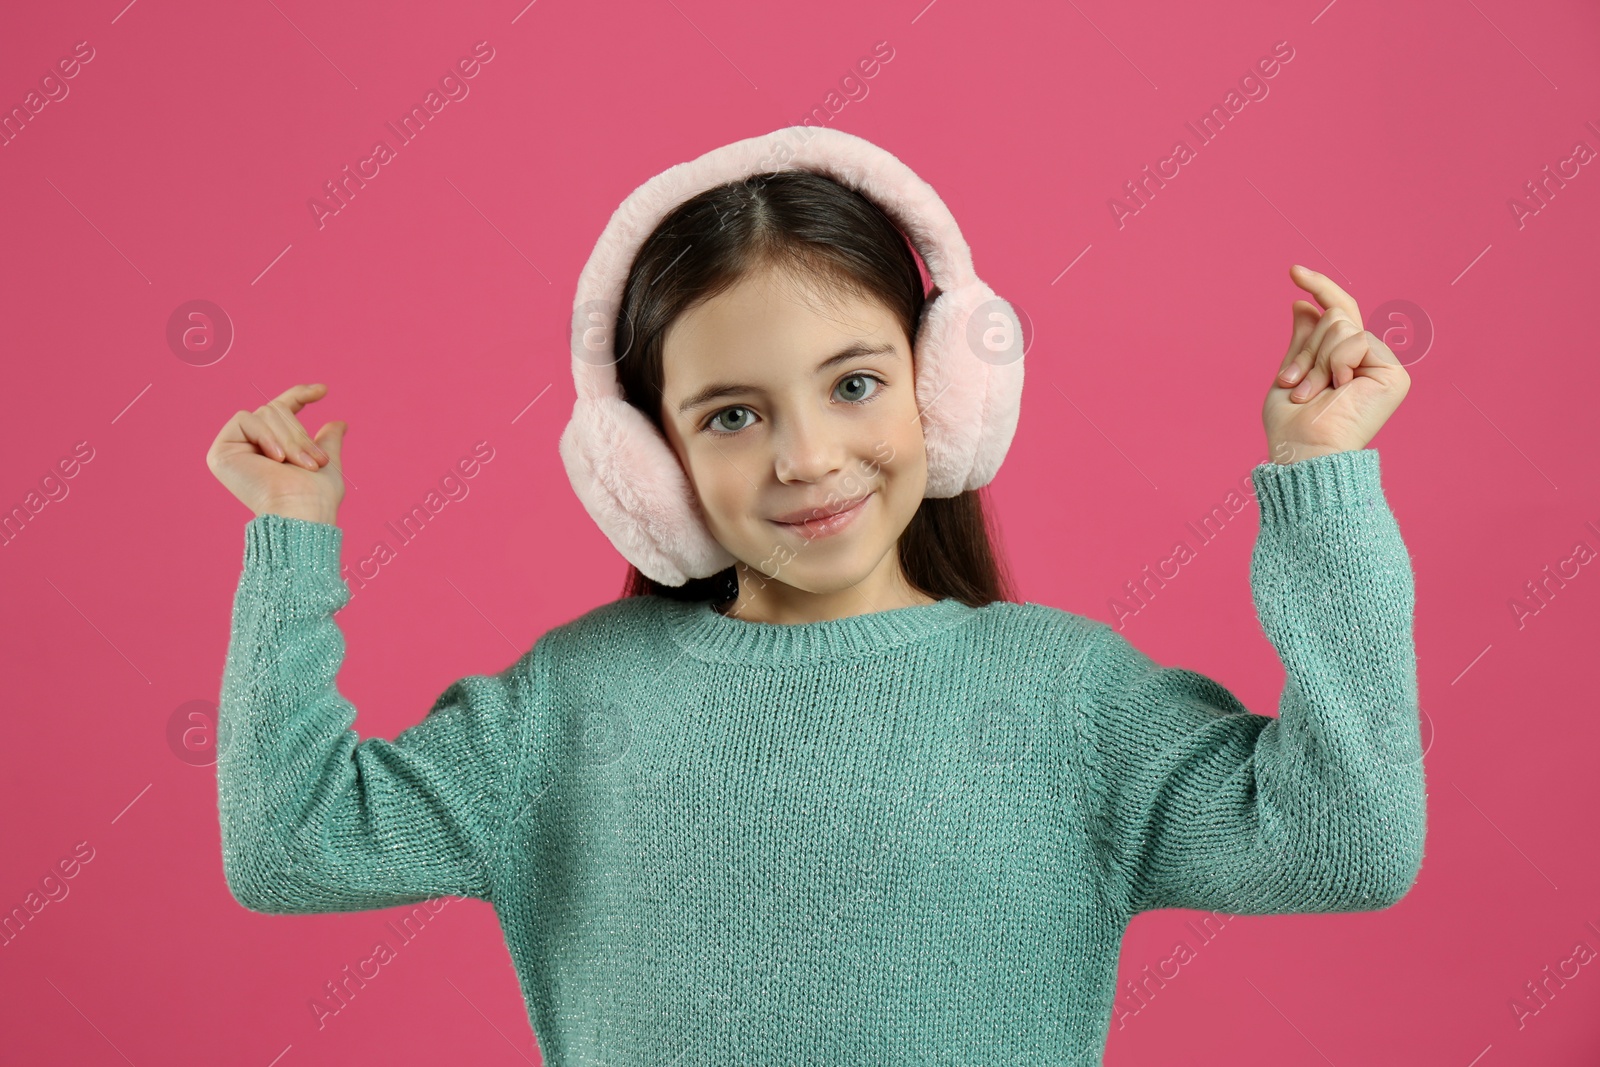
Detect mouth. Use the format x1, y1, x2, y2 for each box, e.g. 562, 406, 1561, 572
769, 491, 875, 539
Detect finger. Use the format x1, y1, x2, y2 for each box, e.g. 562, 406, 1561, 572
1291, 349, 1331, 402
313, 420, 348, 467
1324, 328, 1371, 389
1290, 311, 1360, 400
268, 382, 329, 416
268, 384, 332, 461
1304, 306, 1358, 357
1291, 315, 1359, 401
257, 398, 326, 469
1359, 329, 1404, 369
258, 403, 322, 469
1290, 265, 1363, 331
234, 410, 291, 462
1277, 300, 1321, 385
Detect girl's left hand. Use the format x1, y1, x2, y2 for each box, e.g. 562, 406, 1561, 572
1263, 265, 1411, 464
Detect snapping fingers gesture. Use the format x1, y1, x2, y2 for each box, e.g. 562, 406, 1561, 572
1264, 265, 1411, 465
206, 382, 347, 522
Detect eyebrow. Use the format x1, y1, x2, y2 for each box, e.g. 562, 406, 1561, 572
674, 341, 900, 417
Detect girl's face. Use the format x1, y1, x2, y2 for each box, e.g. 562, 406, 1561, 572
658, 262, 929, 605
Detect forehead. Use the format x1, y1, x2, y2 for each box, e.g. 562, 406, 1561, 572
661, 265, 903, 390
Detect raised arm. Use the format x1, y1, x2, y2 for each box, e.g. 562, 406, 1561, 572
216, 513, 537, 914
1071, 448, 1427, 919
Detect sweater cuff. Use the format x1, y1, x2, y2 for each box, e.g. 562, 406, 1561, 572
1250, 448, 1384, 528
243, 513, 343, 573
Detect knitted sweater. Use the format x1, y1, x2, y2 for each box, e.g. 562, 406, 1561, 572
216, 447, 1426, 1065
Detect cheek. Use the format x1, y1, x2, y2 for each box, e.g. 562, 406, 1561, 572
878, 424, 929, 506
869, 402, 926, 475
684, 445, 757, 525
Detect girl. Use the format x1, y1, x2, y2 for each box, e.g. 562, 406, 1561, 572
207, 126, 1425, 1064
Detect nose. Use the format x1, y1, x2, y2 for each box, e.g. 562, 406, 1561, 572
773, 404, 845, 484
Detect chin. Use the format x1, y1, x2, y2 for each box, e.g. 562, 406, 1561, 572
756, 544, 893, 595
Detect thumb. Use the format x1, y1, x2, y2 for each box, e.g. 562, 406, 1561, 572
314, 420, 348, 463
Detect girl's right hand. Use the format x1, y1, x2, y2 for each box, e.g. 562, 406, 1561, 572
206, 383, 348, 523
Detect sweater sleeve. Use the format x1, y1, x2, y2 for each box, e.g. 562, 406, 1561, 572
216, 513, 535, 914
1071, 448, 1427, 919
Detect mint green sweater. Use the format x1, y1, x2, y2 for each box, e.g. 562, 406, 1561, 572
216, 447, 1426, 1064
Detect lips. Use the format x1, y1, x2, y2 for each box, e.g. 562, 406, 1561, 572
771, 492, 873, 526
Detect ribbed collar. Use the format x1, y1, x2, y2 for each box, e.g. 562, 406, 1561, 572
661, 595, 977, 665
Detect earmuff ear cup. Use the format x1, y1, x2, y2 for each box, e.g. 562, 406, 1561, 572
915, 281, 1026, 498
558, 395, 735, 587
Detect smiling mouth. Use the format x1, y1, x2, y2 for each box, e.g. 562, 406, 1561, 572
769, 491, 874, 539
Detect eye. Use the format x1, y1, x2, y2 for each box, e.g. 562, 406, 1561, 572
704, 406, 752, 435
697, 374, 889, 435
838, 375, 889, 409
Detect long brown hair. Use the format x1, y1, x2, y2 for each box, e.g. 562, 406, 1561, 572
612, 169, 1015, 609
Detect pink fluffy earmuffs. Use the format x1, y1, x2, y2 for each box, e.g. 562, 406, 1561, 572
557, 125, 1025, 587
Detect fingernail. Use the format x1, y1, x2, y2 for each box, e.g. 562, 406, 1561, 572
1281, 365, 1302, 383
299, 450, 318, 468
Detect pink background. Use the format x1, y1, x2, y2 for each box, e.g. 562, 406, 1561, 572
3, 0, 1598, 1063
